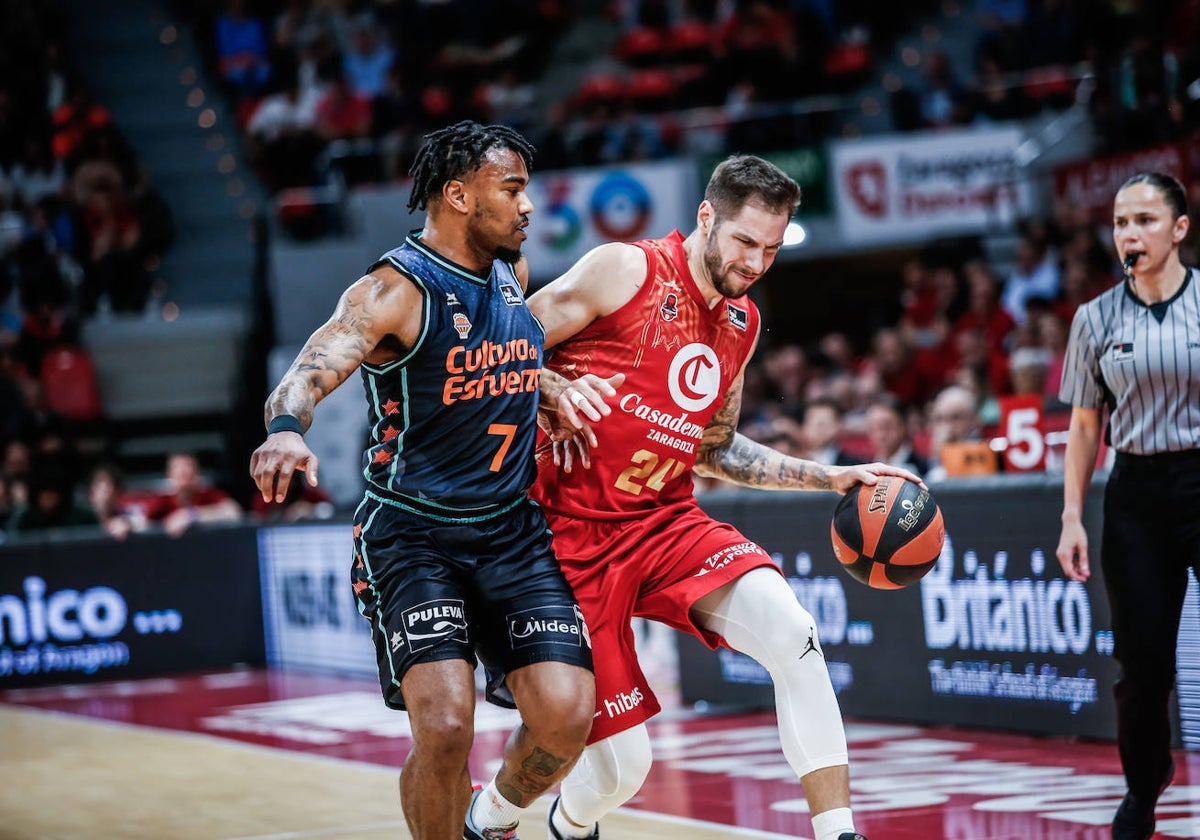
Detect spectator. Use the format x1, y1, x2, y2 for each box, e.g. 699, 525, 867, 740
50, 85, 110, 163
245, 61, 323, 191
7, 454, 97, 534
916, 50, 972, 128
1001, 231, 1060, 324
973, 55, 1034, 123
865, 394, 929, 476
713, 0, 799, 102
924, 385, 993, 482
1008, 345, 1052, 398
864, 327, 938, 407
214, 0, 272, 100
1, 438, 33, 512
799, 396, 858, 466
315, 66, 373, 143
762, 343, 807, 415
86, 462, 141, 540
142, 452, 242, 538
343, 23, 395, 99
0, 347, 31, 442
892, 49, 971, 131
9, 137, 65, 207
1036, 310, 1070, 405
371, 62, 420, 180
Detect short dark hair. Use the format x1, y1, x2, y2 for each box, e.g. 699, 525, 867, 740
1119, 171, 1189, 219
704, 155, 801, 222
407, 120, 535, 212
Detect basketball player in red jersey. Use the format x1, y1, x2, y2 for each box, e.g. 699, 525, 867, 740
477, 156, 922, 840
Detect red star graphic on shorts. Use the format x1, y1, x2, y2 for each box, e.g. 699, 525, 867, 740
373, 449, 392, 465
352, 523, 362, 539
382, 426, 400, 442
382, 399, 401, 415
352, 578, 369, 595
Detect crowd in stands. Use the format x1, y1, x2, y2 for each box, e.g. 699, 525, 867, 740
0, 2, 336, 541
186, 0, 1200, 195
0, 2, 147, 540
186, 0, 953, 191
5, 0, 1200, 535
713, 179, 1200, 492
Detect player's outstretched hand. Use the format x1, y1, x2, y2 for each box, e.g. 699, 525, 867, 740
250, 431, 320, 503
827, 462, 927, 494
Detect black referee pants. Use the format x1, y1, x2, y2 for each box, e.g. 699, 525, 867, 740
1102, 450, 1200, 800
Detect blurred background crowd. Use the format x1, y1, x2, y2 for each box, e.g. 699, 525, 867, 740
2, 0, 1199, 538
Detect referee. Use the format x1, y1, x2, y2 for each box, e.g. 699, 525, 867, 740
1057, 171, 1200, 840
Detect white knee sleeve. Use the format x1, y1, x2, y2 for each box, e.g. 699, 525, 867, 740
692, 567, 848, 777
558, 725, 653, 827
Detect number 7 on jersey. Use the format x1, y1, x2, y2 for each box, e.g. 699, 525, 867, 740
487, 423, 517, 472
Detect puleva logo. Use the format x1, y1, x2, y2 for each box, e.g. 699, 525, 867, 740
668, 343, 721, 412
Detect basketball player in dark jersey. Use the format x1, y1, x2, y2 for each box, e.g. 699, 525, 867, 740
483, 156, 921, 840
249, 122, 616, 840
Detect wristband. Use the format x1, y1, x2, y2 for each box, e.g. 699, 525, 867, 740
268, 414, 304, 435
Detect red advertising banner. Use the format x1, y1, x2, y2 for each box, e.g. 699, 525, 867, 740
1053, 136, 1200, 223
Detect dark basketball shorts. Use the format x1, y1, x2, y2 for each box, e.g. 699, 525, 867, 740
351, 492, 593, 711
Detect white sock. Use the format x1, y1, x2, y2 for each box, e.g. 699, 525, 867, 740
811, 807, 856, 840
551, 796, 596, 839
471, 781, 521, 829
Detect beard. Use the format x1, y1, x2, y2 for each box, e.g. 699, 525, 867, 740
703, 231, 751, 299
494, 244, 522, 264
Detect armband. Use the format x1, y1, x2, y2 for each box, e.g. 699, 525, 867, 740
267, 415, 304, 436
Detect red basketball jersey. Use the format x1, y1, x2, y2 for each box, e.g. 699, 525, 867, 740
534, 231, 760, 519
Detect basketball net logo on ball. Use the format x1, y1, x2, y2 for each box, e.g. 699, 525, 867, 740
831, 476, 945, 589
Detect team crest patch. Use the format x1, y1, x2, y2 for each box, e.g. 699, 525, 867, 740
453, 312, 472, 339
660, 292, 679, 321
1111, 342, 1134, 361
726, 303, 748, 331
499, 284, 524, 306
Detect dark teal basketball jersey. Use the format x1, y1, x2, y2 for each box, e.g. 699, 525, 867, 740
361, 233, 543, 519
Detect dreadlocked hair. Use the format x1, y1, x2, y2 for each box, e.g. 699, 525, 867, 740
407, 120, 535, 212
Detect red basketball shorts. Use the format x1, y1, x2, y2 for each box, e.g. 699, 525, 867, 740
544, 500, 780, 743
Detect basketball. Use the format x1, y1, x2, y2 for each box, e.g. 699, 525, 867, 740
830, 476, 945, 590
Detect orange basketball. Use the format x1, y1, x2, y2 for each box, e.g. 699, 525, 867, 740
830, 477, 945, 589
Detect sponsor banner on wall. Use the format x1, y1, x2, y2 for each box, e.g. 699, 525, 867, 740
0, 528, 264, 688
683, 478, 1120, 740
523, 161, 694, 280
259, 524, 377, 677
1052, 137, 1200, 225
831, 126, 1032, 245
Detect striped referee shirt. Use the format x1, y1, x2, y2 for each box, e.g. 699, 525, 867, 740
1059, 268, 1200, 455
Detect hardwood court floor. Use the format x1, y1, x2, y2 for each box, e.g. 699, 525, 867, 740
3, 668, 1200, 839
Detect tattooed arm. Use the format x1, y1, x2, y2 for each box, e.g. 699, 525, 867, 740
694, 372, 926, 494
250, 265, 422, 501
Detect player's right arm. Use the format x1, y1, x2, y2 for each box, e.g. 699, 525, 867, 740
249, 265, 423, 502
528, 242, 638, 432
1056, 405, 1102, 582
